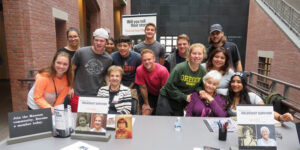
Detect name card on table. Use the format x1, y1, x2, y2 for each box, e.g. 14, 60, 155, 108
237, 105, 277, 150
72, 96, 111, 141
78, 96, 109, 113
8, 108, 52, 138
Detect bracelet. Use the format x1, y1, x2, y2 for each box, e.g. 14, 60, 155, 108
278, 115, 281, 121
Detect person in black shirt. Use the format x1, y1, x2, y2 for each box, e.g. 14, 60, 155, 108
57, 27, 80, 58
206, 24, 242, 72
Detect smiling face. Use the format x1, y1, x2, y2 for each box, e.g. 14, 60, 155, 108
106, 39, 115, 50
108, 70, 122, 87
67, 31, 80, 48
210, 31, 224, 44
177, 39, 189, 57
204, 77, 219, 95
142, 52, 155, 72
189, 47, 204, 65
118, 122, 126, 130
94, 116, 102, 130
212, 52, 226, 69
54, 55, 69, 77
117, 42, 131, 58
93, 37, 107, 54
244, 129, 251, 137
144, 25, 156, 39
78, 116, 87, 127
230, 76, 244, 93
261, 129, 270, 140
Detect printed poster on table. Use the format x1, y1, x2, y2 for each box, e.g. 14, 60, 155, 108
75, 96, 109, 135
237, 104, 276, 150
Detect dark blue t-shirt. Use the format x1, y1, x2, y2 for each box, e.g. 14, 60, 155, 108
111, 50, 141, 86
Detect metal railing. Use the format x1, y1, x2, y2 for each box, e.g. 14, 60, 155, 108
248, 72, 300, 119
262, 0, 300, 38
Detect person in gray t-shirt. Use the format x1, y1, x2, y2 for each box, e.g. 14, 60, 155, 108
70, 28, 112, 112
133, 23, 165, 65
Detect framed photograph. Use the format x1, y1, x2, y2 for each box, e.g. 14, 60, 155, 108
115, 115, 132, 139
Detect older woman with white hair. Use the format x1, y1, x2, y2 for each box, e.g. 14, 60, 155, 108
257, 126, 276, 146
186, 70, 227, 117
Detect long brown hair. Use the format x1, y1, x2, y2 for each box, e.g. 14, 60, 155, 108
39, 51, 73, 87
208, 34, 227, 45
206, 47, 230, 74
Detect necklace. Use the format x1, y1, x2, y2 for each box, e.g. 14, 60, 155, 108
110, 85, 120, 92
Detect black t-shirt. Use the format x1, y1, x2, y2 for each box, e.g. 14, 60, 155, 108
57, 47, 76, 58
108, 90, 119, 114
175, 50, 186, 64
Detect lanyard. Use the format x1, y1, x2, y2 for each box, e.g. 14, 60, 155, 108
52, 78, 58, 99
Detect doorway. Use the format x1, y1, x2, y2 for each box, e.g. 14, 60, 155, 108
0, 0, 13, 141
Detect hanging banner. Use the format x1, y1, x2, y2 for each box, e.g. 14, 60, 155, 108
122, 13, 157, 36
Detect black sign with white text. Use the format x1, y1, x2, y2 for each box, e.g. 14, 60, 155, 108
8, 108, 52, 138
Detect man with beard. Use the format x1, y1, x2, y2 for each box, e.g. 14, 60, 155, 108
206, 24, 242, 72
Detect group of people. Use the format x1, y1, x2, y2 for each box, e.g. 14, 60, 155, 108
26, 22, 294, 124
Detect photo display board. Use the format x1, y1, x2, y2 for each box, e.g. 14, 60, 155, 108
75, 96, 109, 135
237, 105, 277, 150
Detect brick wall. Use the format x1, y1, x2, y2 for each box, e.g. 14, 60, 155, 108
98, 0, 114, 37
3, 0, 131, 112
246, 0, 300, 101
3, 0, 79, 111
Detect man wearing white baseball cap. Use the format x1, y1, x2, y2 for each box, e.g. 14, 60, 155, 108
70, 28, 113, 112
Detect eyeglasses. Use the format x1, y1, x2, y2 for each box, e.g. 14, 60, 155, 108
68, 36, 79, 39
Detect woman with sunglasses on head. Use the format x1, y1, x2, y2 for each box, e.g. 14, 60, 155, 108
220, 72, 293, 122
202, 46, 235, 91
27, 51, 73, 113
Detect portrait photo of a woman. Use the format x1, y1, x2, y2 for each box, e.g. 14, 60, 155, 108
90, 114, 107, 133
239, 125, 257, 146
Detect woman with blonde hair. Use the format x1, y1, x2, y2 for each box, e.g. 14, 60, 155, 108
90, 114, 106, 132
157, 43, 207, 116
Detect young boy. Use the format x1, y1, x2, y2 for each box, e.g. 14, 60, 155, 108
111, 35, 141, 89
133, 23, 165, 65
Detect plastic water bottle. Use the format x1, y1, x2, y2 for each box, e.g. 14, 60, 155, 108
174, 117, 182, 132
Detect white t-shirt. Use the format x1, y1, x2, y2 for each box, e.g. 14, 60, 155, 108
201, 63, 235, 89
